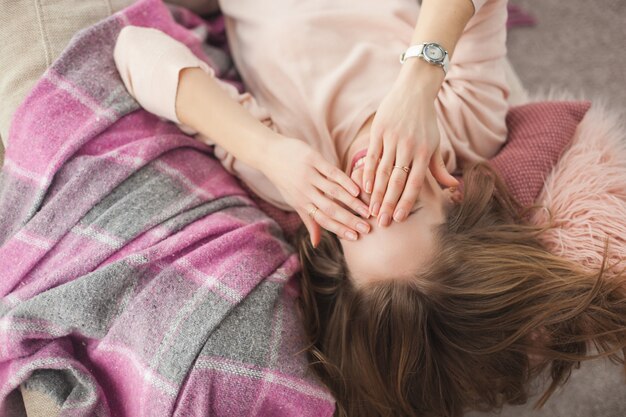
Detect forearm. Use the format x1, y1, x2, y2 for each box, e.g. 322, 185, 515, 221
398, 0, 475, 96
176, 67, 279, 171
114, 26, 278, 172
411, 0, 475, 57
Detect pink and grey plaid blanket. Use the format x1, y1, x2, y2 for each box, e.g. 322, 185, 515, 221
0, 0, 334, 415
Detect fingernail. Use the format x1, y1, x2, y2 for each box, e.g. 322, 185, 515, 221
365, 181, 372, 194
378, 213, 390, 227
371, 202, 381, 216
393, 209, 406, 222
345, 231, 358, 241
351, 186, 360, 197
356, 222, 370, 234
357, 206, 370, 218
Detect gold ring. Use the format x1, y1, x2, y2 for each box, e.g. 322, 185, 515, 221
393, 165, 411, 174
308, 206, 319, 218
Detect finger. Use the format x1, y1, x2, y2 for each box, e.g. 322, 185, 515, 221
351, 165, 372, 206
315, 156, 360, 197
378, 155, 412, 227
311, 191, 370, 239
298, 206, 322, 248
313, 176, 370, 219
312, 209, 358, 242
362, 131, 383, 194
368, 142, 395, 217
350, 162, 363, 185
429, 146, 459, 187
393, 156, 429, 223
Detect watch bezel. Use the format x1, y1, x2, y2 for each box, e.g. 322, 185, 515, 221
399, 43, 450, 74
421, 43, 446, 65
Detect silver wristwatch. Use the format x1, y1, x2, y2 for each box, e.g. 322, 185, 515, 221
399, 42, 450, 75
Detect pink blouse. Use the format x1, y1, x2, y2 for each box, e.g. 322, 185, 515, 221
114, 0, 508, 211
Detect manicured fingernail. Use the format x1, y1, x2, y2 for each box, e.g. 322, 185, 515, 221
365, 181, 372, 194
351, 186, 360, 197
357, 206, 370, 218
393, 209, 406, 222
346, 231, 358, 241
356, 222, 370, 234
371, 202, 381, 216
378, 213, 390, 227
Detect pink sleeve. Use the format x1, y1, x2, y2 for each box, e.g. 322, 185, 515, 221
114, 26, 213, 124
471, 0, 489, 13
436, 0, 510, 172
113, 26, 293, 211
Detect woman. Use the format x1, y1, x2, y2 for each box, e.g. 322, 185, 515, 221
114, 0, 626, 416
115, 0, 508, 246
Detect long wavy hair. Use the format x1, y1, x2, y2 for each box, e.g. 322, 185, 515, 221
296, 163, 626, 417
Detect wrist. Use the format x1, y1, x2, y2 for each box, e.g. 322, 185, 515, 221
398, 58, 446, 98
255, 131, 285, 174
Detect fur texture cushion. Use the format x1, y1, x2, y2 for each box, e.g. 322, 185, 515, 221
530, 102, 626, 274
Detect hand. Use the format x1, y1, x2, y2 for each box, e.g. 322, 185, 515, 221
362, 65, 458, 227
260, 136, 371, 247
349, 158, 371, 207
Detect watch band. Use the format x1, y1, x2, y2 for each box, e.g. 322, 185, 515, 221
399, 43, 450, 75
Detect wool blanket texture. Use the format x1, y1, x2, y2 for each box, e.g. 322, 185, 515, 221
1, 0, 624, 415
0, 0, 334, 416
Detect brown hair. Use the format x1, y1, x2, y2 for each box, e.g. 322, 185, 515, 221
296, 163, 626, 417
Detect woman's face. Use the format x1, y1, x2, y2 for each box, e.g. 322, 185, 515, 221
340, 168, 456, 286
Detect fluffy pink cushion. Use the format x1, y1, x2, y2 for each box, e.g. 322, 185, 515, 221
529, 102, 626, 274
246, 101, 592, 241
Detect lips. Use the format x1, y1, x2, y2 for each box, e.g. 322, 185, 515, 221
350, 148, 369, 173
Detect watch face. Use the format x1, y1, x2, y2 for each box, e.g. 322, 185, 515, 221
424, 44, 444, 63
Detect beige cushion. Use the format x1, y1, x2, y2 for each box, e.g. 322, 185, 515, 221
21, 386, 62, 417
0, 0, 133, 149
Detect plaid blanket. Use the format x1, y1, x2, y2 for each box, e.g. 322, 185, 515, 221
0, 0, 334, 415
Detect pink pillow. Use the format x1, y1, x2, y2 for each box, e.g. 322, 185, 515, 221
246, 101, 592, 240
490, 101, 591, 207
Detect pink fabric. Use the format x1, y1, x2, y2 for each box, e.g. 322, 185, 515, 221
114, 0, 510, 211
506, 4, 537, 29
0, 1, 335, 415
242, 182, 303, 241
472, 0, 489, 12
530, 103, 626, 274
490, 101, 591, 207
